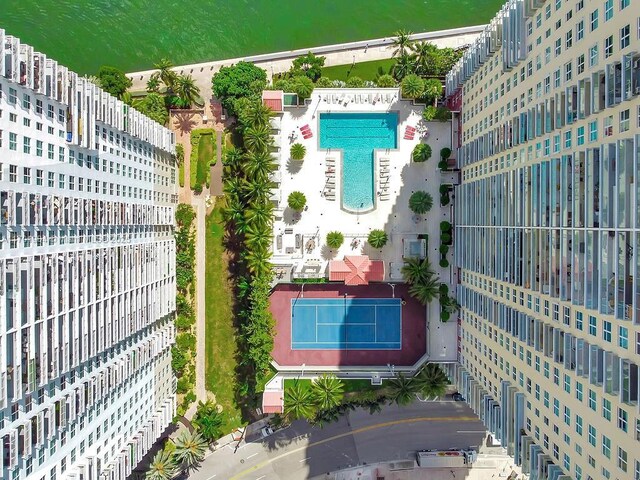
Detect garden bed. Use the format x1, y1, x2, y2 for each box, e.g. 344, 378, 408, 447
190, 128, 216, 192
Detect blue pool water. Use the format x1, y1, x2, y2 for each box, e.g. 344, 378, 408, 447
319, 112, 398, 211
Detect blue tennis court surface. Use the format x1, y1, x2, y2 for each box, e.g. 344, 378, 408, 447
291, 298, 401, 350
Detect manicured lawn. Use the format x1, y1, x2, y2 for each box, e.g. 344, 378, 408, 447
190, 129, 216, 190
321, 58, 396, 82
204, 199, 243, 433
178, 160, 185, 187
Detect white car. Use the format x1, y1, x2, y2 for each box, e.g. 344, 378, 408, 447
260, 426, 274, 438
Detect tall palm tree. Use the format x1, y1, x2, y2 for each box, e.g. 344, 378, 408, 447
413, 363, 449, 399
146, 73, 161, 93
244, 201, 274, 230
173, 430, 208, 473
287, 191, 307, 211
146, 449, 176, 480
311, 374, 344, 410
284, 381, 315, 421
411, 41, 437, 73
243, 124, 272, 152
222, 196, 244, 224
245, 150, 276, 182
408, 191, 433, 214
290, 143, 306, 161
387, 374, 418, 406
242, 178, 273, 204
245, 247, 272, 277
326, 231, 344, 249
408, 275, 441, 304
392, 29, 413, 58
401, 257, 434, 285
243, 101, 273, 128
223, 146, 244, 171
192, 401, 224, 442
392, 53, 417, 81
154, 58, 177, 90
367, 229, 388, 249
245, 222, 272, 251
174, 75, 201, 107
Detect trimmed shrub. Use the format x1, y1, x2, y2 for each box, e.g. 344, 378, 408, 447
439, 184, 450, 194
315, 77, 333, 88
326, 231, 345, 249
440, 194, 450, 206
368, 229, 388, 249
288, 191, 307, 211
440, 147, 452, 160
346, 76, 365, 88
441, 233, 452, 245
408, 191, 433, 214
440, 221, 452, 232
401, 74, 425, 99
439, 284, 449, 295
412, 143, 432, 163
439, 258, 449, 268
290, 143, 306, 161
441, 311, 451, 322
376, 74, 396, 88
438, 159, 448, 170
422, 105, 437, 121
439, 245, 449, 255
176, 377, 193, 394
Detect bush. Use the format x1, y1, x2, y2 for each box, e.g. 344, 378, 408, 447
439, 258, 449, 268
412, 143, 432, 163
175, 314, 195, 331
194, 183, 203, 194
439, 284, 449, 296
176, 376, 193, 394
408, 191, 433, 214
434, 107, 452, 121
315, 76, 333, 87
440, 193, 450, 206
346, 76, 365, 88
176, 294, 193, 316
184, 391, 197, 405
176, 333, 196, 351
440, 221, 452, 232
171, 346, 189, 374
376, 74, 396, 88
439, 185, 450, 195
440, 147, 452, 160
96, 65, 132, 98
291, 75, 314, 99
441, 233, 452, 245
439, 245, 449, 255
326, 231, 344, 249
401, 74, 425, 99
367, 229, 388, 249
422, 105, 437, 121
288, 191, 307, 211
438, 159, 448, 170
290, 143, 306, 161
441, 311, 451, 322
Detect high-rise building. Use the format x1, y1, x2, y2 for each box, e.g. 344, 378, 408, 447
445, 0, 639, 479
0, 30, 177, 480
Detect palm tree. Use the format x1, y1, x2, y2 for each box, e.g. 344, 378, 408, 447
243, 124, 272, 152
284, 381, 315, 421
392, 53, 417, 81
401, 74, 425, 99
414, 363, 449, 399
223, 176, 243, 198
154, 58, 177, 90
387, 374, 418, 406
243, 101, 273, 128
392, 29, 413, 58
192, 400, 224, 442
326, 231, 344, 249
174, 75, 201, 107
408, 275, 441, 304
243, 178, 273, 204
311, 374, 344, 410
401, 257, 434, 285
173, 430, 208, 473
408, 191, 433, 214
245, 247, 272, 277
367, 229, 388, 249
290, 143, 306, 161
146, 73, 161, 93
244, 201, 274, 229
411, 144, 432, 163
411, 41, 437, 73
222, 196, 244, 224
146, 449, 176, 480
245, 222, 272, 251
223, 146, 243, 171
287, 191, 306, 211
245, 150, 276, 182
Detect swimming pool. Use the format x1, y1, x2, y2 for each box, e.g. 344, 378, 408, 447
319, 112, 398, 211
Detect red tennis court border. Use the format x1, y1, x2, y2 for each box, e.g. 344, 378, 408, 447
270, 283, 426, 367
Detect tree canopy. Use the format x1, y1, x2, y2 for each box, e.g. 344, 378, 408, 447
136, 93, 168, 125
212, 62, 267, 116
291, 52, 326, 82
97, 65, 132, 98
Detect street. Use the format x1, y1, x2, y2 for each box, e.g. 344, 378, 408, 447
188, 401, 486, 480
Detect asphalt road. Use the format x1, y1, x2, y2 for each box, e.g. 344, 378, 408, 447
188, 400, 486, 480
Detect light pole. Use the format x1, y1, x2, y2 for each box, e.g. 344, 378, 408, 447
388, 283, 396, 298
301, 282, 305, 298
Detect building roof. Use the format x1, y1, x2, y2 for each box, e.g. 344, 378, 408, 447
262, 90, 283, 113
329, 255, 385, 285
261, 390, 284, 414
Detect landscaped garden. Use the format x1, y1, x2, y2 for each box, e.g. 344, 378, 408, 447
190, 128, 215, 193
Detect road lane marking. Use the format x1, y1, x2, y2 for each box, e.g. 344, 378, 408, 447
299, 457, 310, 462
204, 475, 217, 480
247, 453, 259, 459
230, 416, 479, 479
256, 476, 265, 480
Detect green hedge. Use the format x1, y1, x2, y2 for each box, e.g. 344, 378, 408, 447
176, 144, 185, 187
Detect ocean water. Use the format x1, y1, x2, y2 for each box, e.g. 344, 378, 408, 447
0, 0, 505, 74
319, 112, 398, 211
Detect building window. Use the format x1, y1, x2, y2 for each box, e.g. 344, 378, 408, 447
589, 120, 598, 141
23, 167, 30, 184
620, 0, 629, 8
605, 35, 614, 58
577, 54, 585, 74
555, 38, 562, 56
618, 447, 628, 472
576, 381, 583, 401
48, 172, 54, 188
588, 425, 596, 446
576, 415, 583, 435
620, 109, 630, 132
564, 130, 572, 147
589, 44, 599, 66
605, 0, 613, 21
546, 4, 552, 18
8, 87, 17, 104
565, 62, 573, 81
36, 140, 43, 157
566, 30, 573, 48
617, 408, 628, 432
602, 435, 611, 458
563, 453, 570, 471
621, 24, 630, 49
22, 93, 31, 110
577, 126, 585, 145
603, 320, 612, 342
554, 398, 560, 416
577, 20, 584, 40
591, 9, 599, 30
564, 406, 571, 425
9, 165, 17, 182
564, 374, 571, 393
589, 315, 597, 335
47, 104, 54, 119
619, 326, 628, 349
9, 132, 17, 151
602, 398, 612, 420
23, 137, 31, 154
588, 389, 596, 410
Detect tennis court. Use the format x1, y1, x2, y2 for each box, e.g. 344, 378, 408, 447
291, 297, 401, 350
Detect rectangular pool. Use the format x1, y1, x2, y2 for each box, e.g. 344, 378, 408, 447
319, 112, 398, 211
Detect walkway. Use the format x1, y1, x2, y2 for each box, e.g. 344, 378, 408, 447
127, 25, 485, 94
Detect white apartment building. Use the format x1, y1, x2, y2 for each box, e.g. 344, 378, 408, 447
445, 1, 640, 479
0, 30, 177, 480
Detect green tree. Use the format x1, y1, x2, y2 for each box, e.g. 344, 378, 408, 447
401, 257, 435, 285
414, 363, 448, 399
291, 75, 315, 100
242, 178, 273, 204
392, 53, 416, 81
174, 75, 201, 108
346, 76, 365, 88
97, 65, 132, 98
410, 41, 437, 73
412, 143, 432, 163
154, 58, 178, 90
146, 449, 176, 480
244, 200, 274, 229
367, 229, 388, 249
245, 247, 272, 277
408, 191, 433, 214
401, 74, 424, 99
245, 222, 272, 251
392, 29, 413, 58
408, 275, 441, 304
146, 73, 161, 93
242, 100, 273, 129
287, 191, 307, 211
440, 147, 452, 160
290, 143, 306, 161
245, 150, 276, 182
311, 374, 344, 410
422, 78, 442, 103
193, 401, 224, 442
388, 374, 418, 406
326, 231, 344, 249
422, 105, 437, 121
243, 124, 272, 152
291, 52, 326, 82
212, 62, 267, 116
284, 381, 315, 421
376, 74, 396, 88
173, 430, 208, 473
136, 93, 169, 125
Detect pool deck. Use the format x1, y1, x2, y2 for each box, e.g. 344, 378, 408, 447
270, 283, 426, 367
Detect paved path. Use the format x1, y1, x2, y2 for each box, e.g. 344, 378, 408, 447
187, 400, 487, 480
128, 26, 485, 94
192, 195, 207, 403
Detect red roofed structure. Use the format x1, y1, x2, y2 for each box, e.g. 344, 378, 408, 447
261, 390, 284, 414
261, 90, 283, 113
329, 255, 385, 286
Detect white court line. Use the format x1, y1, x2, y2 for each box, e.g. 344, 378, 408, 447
204, 475, 217, 480
299, 457, 310, 462
247, 453, 259, 459
256, 476, 266, 480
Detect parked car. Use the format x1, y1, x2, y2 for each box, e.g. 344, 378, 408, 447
260, 425, 275, 438
452, 392, 465, 401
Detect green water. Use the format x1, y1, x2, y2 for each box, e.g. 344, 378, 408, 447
0, 0, 504, 74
